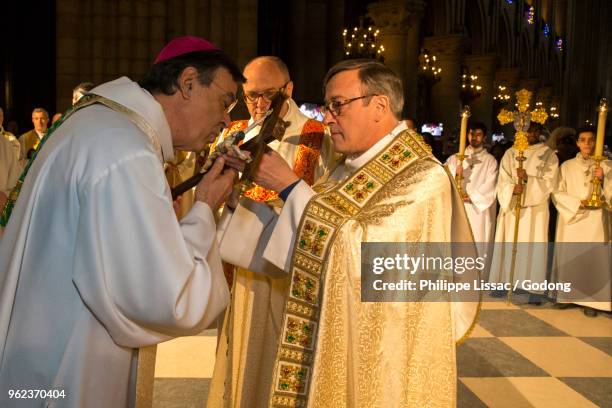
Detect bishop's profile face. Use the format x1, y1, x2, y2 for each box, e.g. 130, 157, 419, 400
173, 66, 236, 152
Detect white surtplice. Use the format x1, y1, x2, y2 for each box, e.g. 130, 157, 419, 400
552, 154, 611, 311
489, 143, 559, 291
446, 145, 498, 276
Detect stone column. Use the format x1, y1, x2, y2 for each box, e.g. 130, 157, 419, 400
368, 0, 426, 120
423, 34, 468, 139
464, 54, 498, 135
56, 0, 81, 110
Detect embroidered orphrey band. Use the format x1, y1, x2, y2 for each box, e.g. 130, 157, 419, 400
268, 129, 432, 407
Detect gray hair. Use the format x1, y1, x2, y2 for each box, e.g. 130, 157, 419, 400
323, 59, 404, 118
73, 82, 95, 94
32, 108, 49, 118
244, 56, 291, 82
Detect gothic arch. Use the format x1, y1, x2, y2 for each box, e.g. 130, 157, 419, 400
465, 0, 485, 54
497, 11, 512, 67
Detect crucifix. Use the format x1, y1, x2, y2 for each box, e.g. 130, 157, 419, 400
497, 89, 548, 303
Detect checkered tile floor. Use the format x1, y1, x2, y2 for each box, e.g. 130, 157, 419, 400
153, 300, 612, 408
458, 299, 612, 408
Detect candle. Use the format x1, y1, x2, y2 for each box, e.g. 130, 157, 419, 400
595, 98, 607, 158
458, 106, 470, 156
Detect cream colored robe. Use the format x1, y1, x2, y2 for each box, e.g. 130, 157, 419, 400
2, 128, 20, 161
489, 143, 559, 291
446, 146, 498, 277
208, 99, 336, 407
0, 134, 21, 196
552, 154, 611, 311
0, 133, 22, 239
217, 124, 478, 407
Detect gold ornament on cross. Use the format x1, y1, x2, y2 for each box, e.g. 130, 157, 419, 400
497, 89, 548, 152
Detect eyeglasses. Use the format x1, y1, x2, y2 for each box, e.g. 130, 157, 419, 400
243, 82, 290, 104
323, 94, 378, 116
210, 81, 238, 113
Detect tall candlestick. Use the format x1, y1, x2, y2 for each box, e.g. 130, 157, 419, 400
458, 106, 470, 157
594, 98, 607, 158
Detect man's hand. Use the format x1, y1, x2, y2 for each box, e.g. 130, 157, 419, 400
593, 166, 604, 179
513, 183, 524, 195
516, 168, 527, 181
172, 196, 183, 220
195, 157, 237, 210
0, 192, 7, 209
253, 150, 299, 192
455, 164, 463, 177
222, 150, 251, 173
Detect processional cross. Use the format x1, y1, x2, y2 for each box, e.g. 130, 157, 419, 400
497, 89, 548, 303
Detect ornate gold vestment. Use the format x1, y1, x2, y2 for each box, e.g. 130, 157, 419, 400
269, 129, 479, 407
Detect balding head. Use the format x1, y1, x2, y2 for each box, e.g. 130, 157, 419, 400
242, 56, 293, 120
244, 56, 290, 83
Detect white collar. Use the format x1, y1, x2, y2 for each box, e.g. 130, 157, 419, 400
90, 77, 174, 161
344, 121, 407, 173
465, 145, 484, 156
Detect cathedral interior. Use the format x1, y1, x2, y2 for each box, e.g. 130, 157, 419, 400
1, 1, 610, 407
1, 0, 611, 146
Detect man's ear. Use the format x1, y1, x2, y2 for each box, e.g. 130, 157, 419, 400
178, 67, 199, 99
284, 81, 294, 98
373, 95, 390, 119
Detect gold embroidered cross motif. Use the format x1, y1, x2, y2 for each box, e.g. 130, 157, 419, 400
290, 269, 319, 305
278, 363, 309, 394
298, 220, 330, 257
343, 172, 377, 202
284, 316, 315, 349
380, 142, 412, 170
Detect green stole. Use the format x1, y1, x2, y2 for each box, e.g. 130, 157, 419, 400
268, 129, 433, 407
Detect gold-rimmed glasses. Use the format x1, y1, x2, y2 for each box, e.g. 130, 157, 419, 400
322, 94, 377, 116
